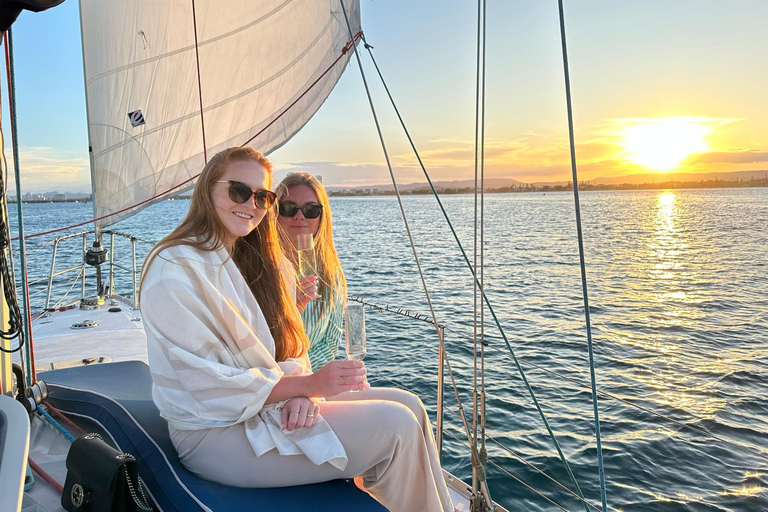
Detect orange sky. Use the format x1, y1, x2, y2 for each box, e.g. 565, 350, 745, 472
6, 0, 768, 192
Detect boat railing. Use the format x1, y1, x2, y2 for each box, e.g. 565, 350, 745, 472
102, 230, 143, 309
22, 230, 91, 310
24, 230, 145, 312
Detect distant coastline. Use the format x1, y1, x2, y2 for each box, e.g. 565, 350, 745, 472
329, 177, 768, 196
8, 197, 91, 204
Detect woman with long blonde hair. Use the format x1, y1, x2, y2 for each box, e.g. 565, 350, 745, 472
276, 172, 346, 371
140, 148, 453, 512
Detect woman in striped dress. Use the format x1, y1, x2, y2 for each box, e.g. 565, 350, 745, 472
276, 173, 346, 371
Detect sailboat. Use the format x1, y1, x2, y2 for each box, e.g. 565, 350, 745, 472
0, 1, 516, 511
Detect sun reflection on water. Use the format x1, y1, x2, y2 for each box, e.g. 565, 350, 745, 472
720, 486, 765, 497
626, 191, 727, 419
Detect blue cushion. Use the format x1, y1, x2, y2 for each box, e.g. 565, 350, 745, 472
39, 361, 387, 512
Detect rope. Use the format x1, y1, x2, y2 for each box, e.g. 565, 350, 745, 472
339, 5, 490, 502
4, 29, 35, 380
12, 32, 363, 242
37, 407, 76, 443
43, 400, 87, 435
28, 457, 64, 495
557, 2, 607, 510
190, 0, 208, 163
0, 64, 23, 353
361, 38, 587, 505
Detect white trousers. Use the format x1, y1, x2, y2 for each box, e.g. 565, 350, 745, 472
171, 387, 454, 512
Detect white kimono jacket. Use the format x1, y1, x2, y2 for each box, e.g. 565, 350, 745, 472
141, 242, 347, 470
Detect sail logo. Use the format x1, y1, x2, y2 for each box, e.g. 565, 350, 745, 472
128, 110, 145, 127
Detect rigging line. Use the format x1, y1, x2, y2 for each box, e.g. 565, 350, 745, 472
51, 272, 83, 309
441, 425, 573, 512
361, 297, 768, 466
11, 33, 362, 242
557, 2, 607, 511
484, 435, 603, 512
190, 0, 208, 163
4, 28, 35, 378
486, 458, 573, 512
447, 327, 768, 463
372, 370, 605, 512
361, 40, 588, 505
472, 0, 481, 472
479, 0, 488, 465
338, 0, 483, 475
239, 31, 362, 148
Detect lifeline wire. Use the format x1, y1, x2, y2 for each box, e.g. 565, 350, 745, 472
361, 38, 587, 506
557, 2, 607, 510
338, 0, 487, 491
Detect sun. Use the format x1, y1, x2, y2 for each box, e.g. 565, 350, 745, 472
620, 118, 712, 171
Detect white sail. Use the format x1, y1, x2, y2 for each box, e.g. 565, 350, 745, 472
80, 0, 361, 229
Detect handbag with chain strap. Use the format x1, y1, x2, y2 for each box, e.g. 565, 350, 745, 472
62, 433, 153, 512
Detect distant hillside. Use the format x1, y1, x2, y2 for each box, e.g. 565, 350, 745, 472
327, 170, 766, 192
589, 169, 767, 185
326, 177, 522, 193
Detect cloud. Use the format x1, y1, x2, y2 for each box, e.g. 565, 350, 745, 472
7, 147, 90, 192
684, 150, 768, 165
274, 116, 767, 186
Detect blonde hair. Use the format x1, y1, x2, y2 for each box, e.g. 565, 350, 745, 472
141, 147, 309, 361
275, 173, 347, 316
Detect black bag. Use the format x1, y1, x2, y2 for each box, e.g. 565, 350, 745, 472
62, 433, 153, 512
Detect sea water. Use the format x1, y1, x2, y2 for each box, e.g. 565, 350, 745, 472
10, 188, 768, 511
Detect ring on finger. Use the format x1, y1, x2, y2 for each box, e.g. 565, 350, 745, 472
290, 409, 300, 414
307, 414, 314, 418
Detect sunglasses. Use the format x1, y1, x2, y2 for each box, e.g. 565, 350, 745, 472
278, 202, 323, 219
216, 180, 277, 210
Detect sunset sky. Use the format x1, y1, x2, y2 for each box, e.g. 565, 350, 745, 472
4, 0, 768, 192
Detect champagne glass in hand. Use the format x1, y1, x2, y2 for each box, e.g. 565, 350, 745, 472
297, 233, 317, 278
344, 301, 367, 391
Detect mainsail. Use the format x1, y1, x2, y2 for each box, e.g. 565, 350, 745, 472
80, 0, 361, 229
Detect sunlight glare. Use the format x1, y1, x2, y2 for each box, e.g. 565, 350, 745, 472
620, 118, 712, 171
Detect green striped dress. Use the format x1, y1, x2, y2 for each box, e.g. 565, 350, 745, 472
303, 281, 345, 372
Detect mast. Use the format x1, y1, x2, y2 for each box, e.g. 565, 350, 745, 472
77, 0, 98, 239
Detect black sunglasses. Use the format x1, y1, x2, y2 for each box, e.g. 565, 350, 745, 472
278, 202, 323, 219
216, 180, 277, 210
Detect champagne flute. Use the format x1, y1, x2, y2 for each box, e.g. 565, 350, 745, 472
297, 233, 317, 278
344, 301, 366, 391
